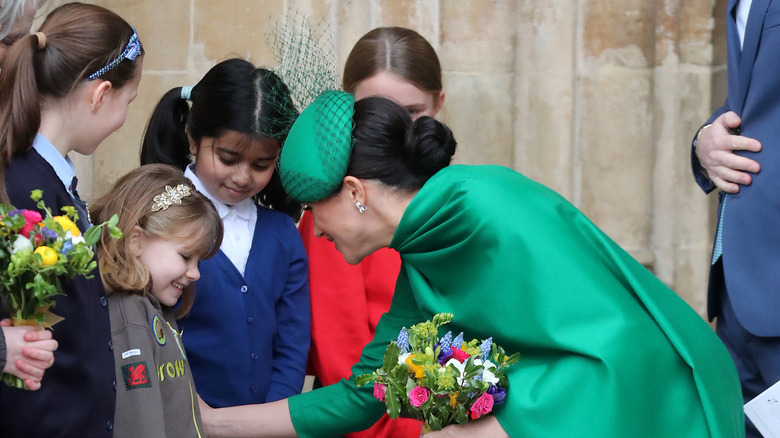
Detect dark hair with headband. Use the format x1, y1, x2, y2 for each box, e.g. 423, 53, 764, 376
140, 58, 302, 219
0, 2, 143, 201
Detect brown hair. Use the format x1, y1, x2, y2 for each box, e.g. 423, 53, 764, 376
0, 2, 143, 201
90, 164, 223, 316
342, 27, 441, 96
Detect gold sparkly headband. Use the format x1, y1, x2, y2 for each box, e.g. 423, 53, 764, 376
150, 184, 192, 212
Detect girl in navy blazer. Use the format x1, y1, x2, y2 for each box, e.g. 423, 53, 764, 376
0, 3, 143, 435
140, 58, 311, 409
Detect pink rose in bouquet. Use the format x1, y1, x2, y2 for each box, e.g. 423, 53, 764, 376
410, 385, 430, 408
469, 392, 495, 420
19, 210, 42, 239
373, 382, 387, 402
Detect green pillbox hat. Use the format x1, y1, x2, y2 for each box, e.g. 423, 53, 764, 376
279, 90, 355, 203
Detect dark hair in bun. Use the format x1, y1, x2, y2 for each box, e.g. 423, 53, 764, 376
348, 96, 456, 191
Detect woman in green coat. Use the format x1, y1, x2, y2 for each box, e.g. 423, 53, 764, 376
201, 91, 744, 437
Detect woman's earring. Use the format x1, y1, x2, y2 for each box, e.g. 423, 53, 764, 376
355, 201, 367, 214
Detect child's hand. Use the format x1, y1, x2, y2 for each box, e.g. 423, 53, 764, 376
1, 319, 58, 390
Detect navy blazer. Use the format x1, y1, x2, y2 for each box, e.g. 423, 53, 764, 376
692, 0, 780, 336
0, 148, 116, 436
178, 205, 310, 408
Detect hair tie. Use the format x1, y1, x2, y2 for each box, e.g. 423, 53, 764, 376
180, 85, 194, 101
35, 32, 46, 50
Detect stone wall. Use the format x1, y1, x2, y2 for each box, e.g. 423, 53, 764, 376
38, 0, 727, 317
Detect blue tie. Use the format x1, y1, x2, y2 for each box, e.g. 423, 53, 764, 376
69, 176, 91, 230
711, 194, 727, 264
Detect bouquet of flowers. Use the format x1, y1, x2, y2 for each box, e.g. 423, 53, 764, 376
355, 313, 520, 434
0, 190, 121, 388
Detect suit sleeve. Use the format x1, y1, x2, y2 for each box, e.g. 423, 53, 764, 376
690, 102, 729, 194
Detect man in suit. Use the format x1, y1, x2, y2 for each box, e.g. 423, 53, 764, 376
692, 0, 780, 436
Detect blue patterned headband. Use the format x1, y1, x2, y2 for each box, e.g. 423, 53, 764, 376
88, 28, 143, 81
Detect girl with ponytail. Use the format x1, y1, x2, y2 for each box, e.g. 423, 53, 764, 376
140, 58, 311, 410
0, 2, 143, 436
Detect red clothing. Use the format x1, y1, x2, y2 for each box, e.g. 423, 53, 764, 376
299, 212, 420, 438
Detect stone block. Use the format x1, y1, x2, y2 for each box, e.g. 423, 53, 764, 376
337, 1, 372, 75
440, 0, 516, 72
514, 1, 576, 198
91, 0, 190, 71
193, 0, 295, 66
91, 72, 192, 199
583, 0, 654, 68
439, 72, 514, 167
675, 0, 718, 66
376, 0, 438, 37
577, 62, 654, 256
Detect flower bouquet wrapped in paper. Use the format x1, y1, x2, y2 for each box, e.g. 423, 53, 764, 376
0, 190, 121, 388
355, 313, 520, 434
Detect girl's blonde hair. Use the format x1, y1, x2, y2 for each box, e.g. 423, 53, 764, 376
91, 164, 223, 315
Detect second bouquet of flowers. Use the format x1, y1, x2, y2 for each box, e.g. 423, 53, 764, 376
355, 313, 520, 434
0, 190, 121, 388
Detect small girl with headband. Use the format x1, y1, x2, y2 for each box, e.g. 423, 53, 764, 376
92, 163, 223, 438
0, 3, 143, 435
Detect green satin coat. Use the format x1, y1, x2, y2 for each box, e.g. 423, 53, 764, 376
289, 165, 744, 437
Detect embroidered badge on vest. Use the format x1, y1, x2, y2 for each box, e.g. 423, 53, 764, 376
121, 361, 152, 390
153, 314, 166, 345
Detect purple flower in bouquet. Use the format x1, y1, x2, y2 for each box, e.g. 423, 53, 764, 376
487, 384, 506, 405
409, 385, 430, 407
436, 331, 453, 365
42, 227, 59, 242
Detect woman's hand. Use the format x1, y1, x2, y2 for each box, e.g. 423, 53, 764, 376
1, 319, 58, 390
424, 416, 509, 438
199, 397, 297, 437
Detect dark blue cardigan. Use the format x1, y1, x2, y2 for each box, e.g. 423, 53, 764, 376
0, 148, 116, 436
178, 205, 310, 407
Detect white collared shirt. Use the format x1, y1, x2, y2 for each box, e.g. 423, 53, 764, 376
184, 165, 256, 275
32, 133, 78, 202
737, 0, 752, 49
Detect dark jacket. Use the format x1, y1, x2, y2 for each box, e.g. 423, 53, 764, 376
0, 148, 116, 437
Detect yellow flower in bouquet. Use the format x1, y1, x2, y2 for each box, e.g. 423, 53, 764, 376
0, 190, 122, 389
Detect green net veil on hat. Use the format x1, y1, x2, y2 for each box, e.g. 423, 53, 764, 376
260, 10, 340, 139
279, 90, 355, 203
